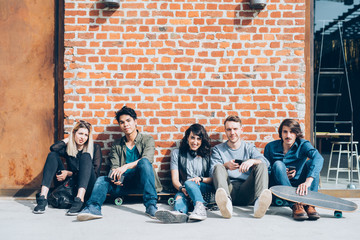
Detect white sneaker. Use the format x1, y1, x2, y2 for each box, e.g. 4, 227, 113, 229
215, 188, 232, 219
189, 202, 207, 221
155, 210, 188, 223
253, 189, 272, 218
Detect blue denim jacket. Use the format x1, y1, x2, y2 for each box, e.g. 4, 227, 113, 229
264, 139, 324, 180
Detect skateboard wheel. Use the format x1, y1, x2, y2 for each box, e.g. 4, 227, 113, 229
334, 211, 342, 218
211, 206, 219, 211
168, 197, 174, 206
115, 197, 123, 206
275, 198, 284, 206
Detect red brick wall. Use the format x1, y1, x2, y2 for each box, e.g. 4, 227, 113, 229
63, 0, 306, 186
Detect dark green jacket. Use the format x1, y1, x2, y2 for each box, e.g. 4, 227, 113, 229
109, 131, 162, 192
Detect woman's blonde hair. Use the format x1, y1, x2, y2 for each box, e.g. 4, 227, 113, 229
66, 120, 94, 158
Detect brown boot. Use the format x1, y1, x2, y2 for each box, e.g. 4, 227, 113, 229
304, 205, 320, 220
292, 203, 308, 221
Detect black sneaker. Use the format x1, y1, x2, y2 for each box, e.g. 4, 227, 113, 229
66, 197, 84, 216
33, 195, 47, 214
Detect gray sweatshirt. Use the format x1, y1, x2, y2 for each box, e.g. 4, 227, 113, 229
210, 141, 269, 181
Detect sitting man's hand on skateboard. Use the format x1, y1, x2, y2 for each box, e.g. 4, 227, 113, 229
296, 177, 314, 196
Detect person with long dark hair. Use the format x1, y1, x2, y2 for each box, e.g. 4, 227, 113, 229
33, 120, 102, 215
155, 123, 214, 223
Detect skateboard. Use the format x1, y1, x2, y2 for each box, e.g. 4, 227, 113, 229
270, 185, 358, 218
202, 192, 218, 211
114, 191, 218, 211
114, 192, 175, 206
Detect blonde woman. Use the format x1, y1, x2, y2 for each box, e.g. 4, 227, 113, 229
33, 120, 102, 215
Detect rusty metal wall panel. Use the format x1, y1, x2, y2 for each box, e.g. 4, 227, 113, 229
0, 0, 55, 195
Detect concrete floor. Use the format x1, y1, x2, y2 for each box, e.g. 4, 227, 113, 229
1, 197, 359, 240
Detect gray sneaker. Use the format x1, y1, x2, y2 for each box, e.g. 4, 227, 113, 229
189, 201, 207, 221
155, 210, 188, 223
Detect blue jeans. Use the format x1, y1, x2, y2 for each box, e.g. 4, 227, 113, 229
174, 180, 214, 214
86, 158, 157, 212
270, 160, 320, 191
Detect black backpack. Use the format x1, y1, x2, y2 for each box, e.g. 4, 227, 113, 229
47, 178, 75, 209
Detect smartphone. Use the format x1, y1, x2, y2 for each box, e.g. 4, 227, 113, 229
108, 169, 118, 182
56, 170, 62, 175
234, 159, 245, 165
288, 166, 296, 171
108, 170, 125, 183
119, 174, 125, 183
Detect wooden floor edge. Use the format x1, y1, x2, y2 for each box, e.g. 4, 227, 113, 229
319, 189, 360, 198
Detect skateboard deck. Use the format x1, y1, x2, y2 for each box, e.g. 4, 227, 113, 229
202, 192, 218, 211
114, 191, 218, 211
114, 192, 175, 206
270, 185, 358, 218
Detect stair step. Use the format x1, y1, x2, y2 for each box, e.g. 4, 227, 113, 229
316, 113, 338, 117
317, 93, 342, 97
318, 71, 344, 75
316, 121, 352, 124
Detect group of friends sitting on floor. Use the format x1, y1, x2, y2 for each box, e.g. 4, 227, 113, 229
33, 106, 324, 222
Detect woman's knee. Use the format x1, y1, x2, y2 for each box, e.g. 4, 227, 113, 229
79, 152, 91, 162
79, 153, 93, 170
184, 180, 197, 189
46, 151, 60, 161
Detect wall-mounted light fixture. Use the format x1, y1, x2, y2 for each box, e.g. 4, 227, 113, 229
250, 0, 267, 10
103, 0, 120, 8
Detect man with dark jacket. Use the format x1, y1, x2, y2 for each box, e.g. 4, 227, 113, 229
77, 106, 162, 221
264, 119, 324, 221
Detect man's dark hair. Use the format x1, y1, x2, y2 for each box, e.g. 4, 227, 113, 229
224, 115, 242, 126
278, 119, 304, 140
115, 106, 137, 123
179, 123, 211, 158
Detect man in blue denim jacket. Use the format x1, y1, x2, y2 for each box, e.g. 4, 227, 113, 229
264, 119, 324, 221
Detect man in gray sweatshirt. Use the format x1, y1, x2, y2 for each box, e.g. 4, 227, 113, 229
210, 115, 272, 218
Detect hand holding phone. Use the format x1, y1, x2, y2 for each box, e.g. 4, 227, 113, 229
287, 166, 296, 180
287, 166, 296, 172
108, 170, 125, 183
234, 159, 245, 165
108, 169, 118, 182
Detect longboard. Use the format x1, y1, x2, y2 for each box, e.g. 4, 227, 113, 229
270, 185, 358, 218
